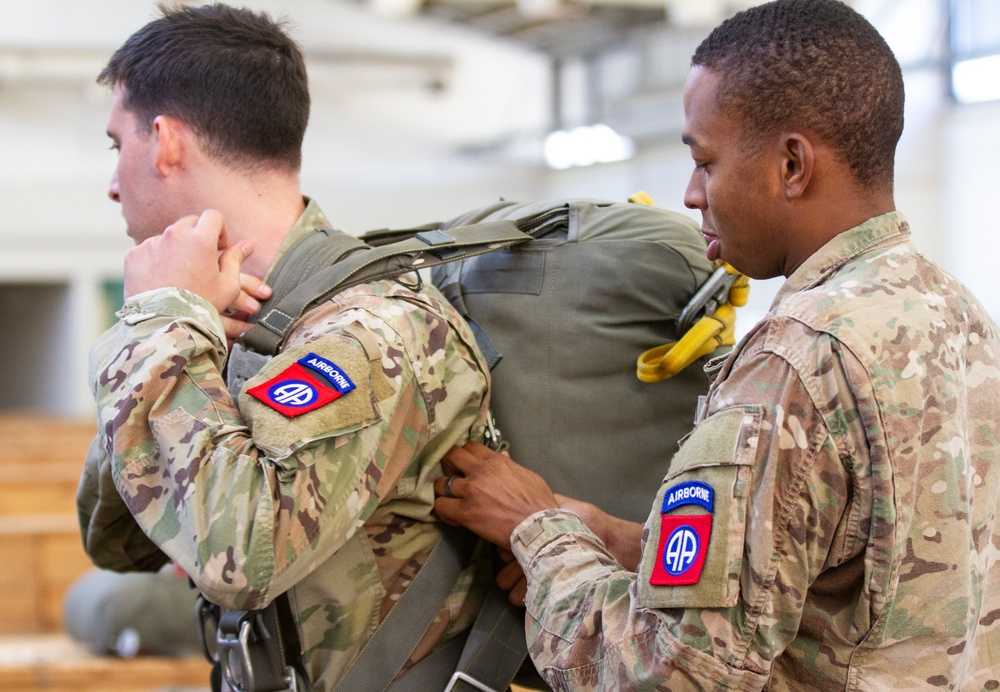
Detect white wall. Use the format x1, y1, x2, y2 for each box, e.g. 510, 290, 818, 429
1, 0, 999, 415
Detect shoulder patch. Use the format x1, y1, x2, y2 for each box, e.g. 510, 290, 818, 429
649, 481, 714, 586
239, 336, 381, 457
247, 361, 347, 418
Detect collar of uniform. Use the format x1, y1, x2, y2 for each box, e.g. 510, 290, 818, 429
771, 211, 910, 309
263, 196, 338, 284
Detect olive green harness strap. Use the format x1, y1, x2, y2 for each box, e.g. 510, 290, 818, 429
239, 220, 534, 358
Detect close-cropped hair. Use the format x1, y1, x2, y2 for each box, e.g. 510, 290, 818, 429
692, 0, 904, 189
99, 2, 310, 172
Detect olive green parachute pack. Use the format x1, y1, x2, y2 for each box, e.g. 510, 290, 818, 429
211, 196, 741, 692
430, 198, 723, 524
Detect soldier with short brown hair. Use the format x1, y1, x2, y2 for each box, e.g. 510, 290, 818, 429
77, 4, 491, 689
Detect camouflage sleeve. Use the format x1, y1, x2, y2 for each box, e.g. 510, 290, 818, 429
513, 326, 862, 690
77, 433, 169, 572
86, 287, 426, 610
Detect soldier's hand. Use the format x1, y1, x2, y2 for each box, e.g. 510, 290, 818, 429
434, 442, 559, 550
555, 493, 643, 572
123, 210, 251, 315
221, 274, 272, 349
495, 548, 527, 607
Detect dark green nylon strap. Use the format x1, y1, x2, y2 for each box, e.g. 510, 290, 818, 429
332, 524, 479, 692
240, 219, 533, 356
450, 581, 528, 691
264, 228, 366, 311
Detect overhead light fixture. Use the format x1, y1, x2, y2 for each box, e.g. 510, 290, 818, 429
543, 123, 634, 169
952, 54, 1000, 104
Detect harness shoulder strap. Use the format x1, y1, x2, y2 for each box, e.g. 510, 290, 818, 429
333, 525, 479, 691
240, 220, 534, 358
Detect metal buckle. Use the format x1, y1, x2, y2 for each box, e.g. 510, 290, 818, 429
195, 595, 220, 663
677, 265, 739, 335
444, 671, 500, 692
217, 618, 255, 692
483, 410, 507, 452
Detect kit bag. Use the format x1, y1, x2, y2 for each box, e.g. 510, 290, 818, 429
432, 198, 722, 523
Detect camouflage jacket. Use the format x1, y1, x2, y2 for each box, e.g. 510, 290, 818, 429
77, 200, 491, 690
511, 212, 1000, 690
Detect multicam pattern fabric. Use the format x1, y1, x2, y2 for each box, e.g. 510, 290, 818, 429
77, 200, 491, 690
511, 212, 1000, 690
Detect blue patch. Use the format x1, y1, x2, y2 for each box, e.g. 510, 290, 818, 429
268, 379, 319, 408
297, 353, 356, 394
661, 480, 714, 514
663, 523, 702, 575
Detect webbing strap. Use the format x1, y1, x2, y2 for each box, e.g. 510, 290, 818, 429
263, 228, 365, 311
241, 220, 533, 356
448, 581, 527, 692
384, 631, 466, 692
333, 525, 478, 691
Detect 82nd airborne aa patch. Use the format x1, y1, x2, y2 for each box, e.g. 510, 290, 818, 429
247, 352, 355, 418
649, 480, 714, 586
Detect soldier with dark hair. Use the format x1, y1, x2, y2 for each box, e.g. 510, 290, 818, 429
434, 1, 1000, 688
97, 2, 310, 173
77, 4, 491, 689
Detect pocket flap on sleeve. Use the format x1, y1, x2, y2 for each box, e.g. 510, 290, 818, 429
637, 405, 760, 610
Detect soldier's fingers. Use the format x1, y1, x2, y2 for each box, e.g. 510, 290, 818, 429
218, 241, 251, 284
240, 273, 272, 303
495, 558, 524, 592
441, 444, 479, 476
187, 209, 226, 249
221, 314, 252, 343
442, 441, 502, 476
431, 495, 464, 527
507, 578, 527, 607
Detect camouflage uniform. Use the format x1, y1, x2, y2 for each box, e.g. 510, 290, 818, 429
77, 199, 491, 690
511, 212, 1000, 690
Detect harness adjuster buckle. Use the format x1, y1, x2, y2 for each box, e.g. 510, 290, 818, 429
217, 617, 256, 692
444, 671, 501, 692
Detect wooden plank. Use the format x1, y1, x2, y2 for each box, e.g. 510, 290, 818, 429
0, 415, 95, 467
39, 531, 95, 633
0, 480, 80, 517
0, 516, 94, 635
0, 634, 212, 692
0, 532, 40, 634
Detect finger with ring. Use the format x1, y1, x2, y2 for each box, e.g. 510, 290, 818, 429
443, 475, 459, 499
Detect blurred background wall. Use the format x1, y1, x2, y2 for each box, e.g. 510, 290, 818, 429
1, 0, 998, 416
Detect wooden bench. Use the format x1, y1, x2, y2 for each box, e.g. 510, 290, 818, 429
0, 415, 96, 635
0, 634, 212, 692
0, 415, 214, 691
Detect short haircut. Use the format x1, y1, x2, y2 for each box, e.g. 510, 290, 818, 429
692, 0, 904, 189
99, 2, 310, 172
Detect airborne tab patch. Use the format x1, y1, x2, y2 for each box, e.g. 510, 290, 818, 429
649, 480, 714, 586
247, 362, 342, 418
661, 480, 714, 513
297, 353, 357, 394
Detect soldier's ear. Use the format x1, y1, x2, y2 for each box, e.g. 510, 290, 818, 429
780, 132, 814, 200
152, 115, 186, 177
